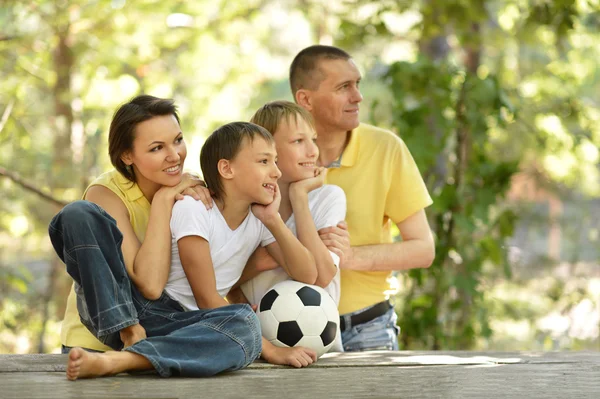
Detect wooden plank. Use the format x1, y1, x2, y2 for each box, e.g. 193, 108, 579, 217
1, 361, 599, 399
2, 351, 598, 372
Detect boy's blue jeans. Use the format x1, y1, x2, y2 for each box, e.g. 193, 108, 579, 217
49, 200, 262, 377
340, 304, 399, 351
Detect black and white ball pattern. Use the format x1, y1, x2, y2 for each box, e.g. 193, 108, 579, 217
257, 280, 339, 358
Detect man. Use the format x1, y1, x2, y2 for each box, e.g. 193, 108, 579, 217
290, 45, 435, 351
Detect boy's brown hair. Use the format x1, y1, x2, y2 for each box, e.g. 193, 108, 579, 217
200, 121, 274, 200
250, 100, 315, 136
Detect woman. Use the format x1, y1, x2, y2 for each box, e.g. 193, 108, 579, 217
50, 95, 261, 379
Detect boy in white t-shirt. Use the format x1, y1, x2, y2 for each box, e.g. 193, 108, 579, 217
227, 101, 347, 351
167, 121, 319, 368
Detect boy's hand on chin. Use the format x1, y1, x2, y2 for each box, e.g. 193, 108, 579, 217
251, 183, 282, 226
289, 167, 327, 197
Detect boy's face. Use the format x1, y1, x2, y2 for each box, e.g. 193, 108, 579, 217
273, 116, 319, 184
229, 136, 281, 205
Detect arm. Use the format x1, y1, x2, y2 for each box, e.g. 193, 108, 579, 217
252, 184, 317, 285
263, 218, 317, 285
177, 236, 230, 309
85, 175, 212, 300
85, 185, 174, 299
230, 246, 279, 290
288, 170, 338, 287
178, 237, 317, 367
225, 285, 250, 305
326, 209, 435, 272
322, 134, 434, 272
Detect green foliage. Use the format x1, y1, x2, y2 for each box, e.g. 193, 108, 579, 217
1, 0, 599, 353
341, 0, 600, 349
378, 55, 519, 349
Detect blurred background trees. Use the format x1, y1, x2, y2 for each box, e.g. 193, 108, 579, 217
1, 0, 599, 353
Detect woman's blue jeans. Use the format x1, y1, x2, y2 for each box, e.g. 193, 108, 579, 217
49, 200, 262, 377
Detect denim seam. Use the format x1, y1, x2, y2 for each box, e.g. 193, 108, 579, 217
98, 319, 139, 338
247, 312, 262, 362
65, 244, 101, 255
204, 321, 252, 367
95, 314, 139, 337
125, 340, 168, 377
142, 308, 179, 321
208, 306, 255, 364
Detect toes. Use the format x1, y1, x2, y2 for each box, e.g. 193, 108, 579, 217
69, 348, 84, 362
66, 370, 78, 381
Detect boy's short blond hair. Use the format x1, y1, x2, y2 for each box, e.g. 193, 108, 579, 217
250, 101, 315, 136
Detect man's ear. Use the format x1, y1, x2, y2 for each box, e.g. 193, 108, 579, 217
218, 159, 234, 180
295, 89, 312, 111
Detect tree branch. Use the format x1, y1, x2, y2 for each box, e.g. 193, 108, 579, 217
0, 166, 68, 207
0, 100, 14, 135
0, 35, 19, 42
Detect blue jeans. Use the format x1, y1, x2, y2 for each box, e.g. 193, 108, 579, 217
340, 305, 399, 351
49, 200, 262, 377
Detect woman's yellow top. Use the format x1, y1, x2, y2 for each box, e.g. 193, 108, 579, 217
60, 170, 151, 351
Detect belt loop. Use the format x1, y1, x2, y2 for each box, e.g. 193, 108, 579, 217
339, 314, 350, 332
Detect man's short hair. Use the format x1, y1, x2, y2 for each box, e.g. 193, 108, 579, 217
250, 100, 315, 136
200, 122, 274, 200
289, 45, 352, 97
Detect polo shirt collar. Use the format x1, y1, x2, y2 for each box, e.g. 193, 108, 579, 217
326, 125, 360, 168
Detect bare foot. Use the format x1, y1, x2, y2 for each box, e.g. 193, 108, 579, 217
66, 348, 112, 381
119, 323, 147, 348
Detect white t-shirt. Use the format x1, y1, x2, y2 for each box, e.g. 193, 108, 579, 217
166, 196, 273, 311
241, 185, 347, 306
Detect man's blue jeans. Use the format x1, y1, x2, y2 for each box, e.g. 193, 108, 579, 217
49, 200, 262, 377
340, 304, 399, 351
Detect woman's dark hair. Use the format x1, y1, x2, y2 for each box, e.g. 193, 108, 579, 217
108, 95, 180, 182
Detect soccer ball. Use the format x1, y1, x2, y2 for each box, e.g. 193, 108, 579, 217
257, 280, 339, 358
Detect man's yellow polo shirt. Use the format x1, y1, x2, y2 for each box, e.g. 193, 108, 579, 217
60, 170, 150, 351
324, 123, 432, 315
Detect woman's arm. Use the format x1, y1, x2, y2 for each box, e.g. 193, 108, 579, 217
85, 185, 172, 299
85, 175, 211, 300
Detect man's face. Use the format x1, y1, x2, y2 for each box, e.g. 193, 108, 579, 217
304, 58, 363, 134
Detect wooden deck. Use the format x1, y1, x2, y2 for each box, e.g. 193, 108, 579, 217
1, 351, 599, 398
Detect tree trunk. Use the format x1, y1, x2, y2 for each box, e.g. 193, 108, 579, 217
453, 22, 482, 349
418, 0, 451, 351
37, 5, 76, 351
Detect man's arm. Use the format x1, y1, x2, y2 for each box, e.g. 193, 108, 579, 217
321, 209, 435, 272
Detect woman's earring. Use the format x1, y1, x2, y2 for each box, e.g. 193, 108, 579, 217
125, 164, 132, 172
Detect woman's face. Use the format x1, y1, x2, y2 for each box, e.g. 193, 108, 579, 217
122, 114, 187, 188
